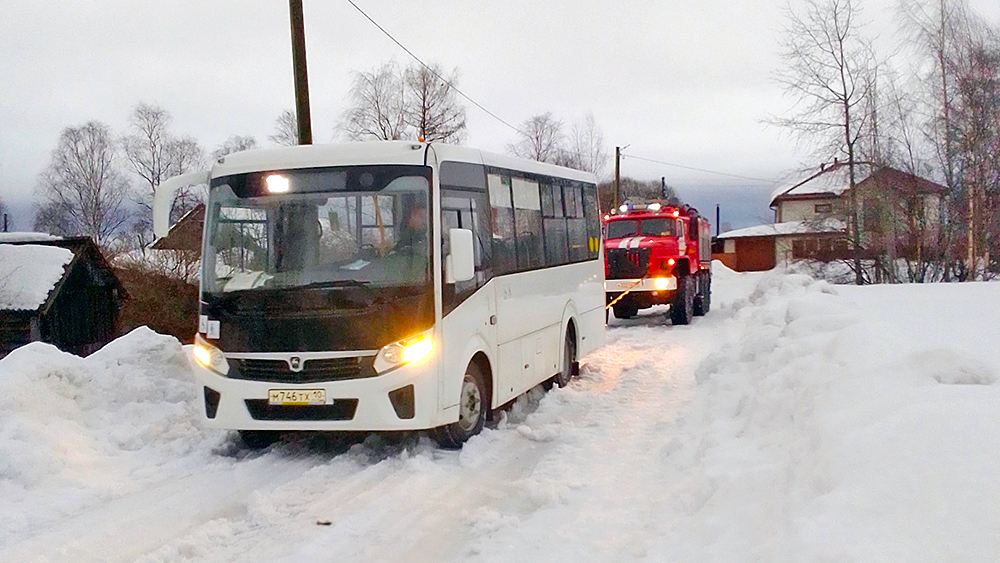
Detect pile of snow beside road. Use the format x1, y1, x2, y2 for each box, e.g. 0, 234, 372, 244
660, 273, 999, 559
467, 266, 1000, 561
0, 328, 221, 543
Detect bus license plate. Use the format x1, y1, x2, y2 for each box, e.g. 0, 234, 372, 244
268, 389, 326, 406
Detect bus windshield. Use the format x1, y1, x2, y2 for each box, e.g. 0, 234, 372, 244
202, 166, 431, 295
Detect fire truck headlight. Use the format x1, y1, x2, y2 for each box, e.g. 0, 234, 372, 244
374, 331, 434, 373
654, 277, 671, 290
193, 335, 229, 375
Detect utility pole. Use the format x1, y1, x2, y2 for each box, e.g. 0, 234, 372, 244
715, 205, 720, 237
289, 0, 313, 145
614, 146, 621, 206
661, 177, 666, 200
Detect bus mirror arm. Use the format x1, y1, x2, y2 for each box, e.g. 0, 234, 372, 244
153, 171, 211, 239
446, 228, 475, 284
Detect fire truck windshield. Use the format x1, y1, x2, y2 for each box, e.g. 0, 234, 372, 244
605, 218, 676, 239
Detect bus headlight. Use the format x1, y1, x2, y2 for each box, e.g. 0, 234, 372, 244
654, 277, 671, 290
193, 334, 229, 375
374, 331, 434, 373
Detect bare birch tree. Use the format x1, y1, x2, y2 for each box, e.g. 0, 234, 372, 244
506, 113, 566, 163
34, 122, 132, 245
121, 102, 205, 237
775, 0, 877, 284
403, 64, 467, 143
211, 135, 259, 160
563, 113, 610, 178
339, 61, 408, 141
268, 109, 299, 146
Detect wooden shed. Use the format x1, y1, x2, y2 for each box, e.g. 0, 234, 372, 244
0, 234, 125, 358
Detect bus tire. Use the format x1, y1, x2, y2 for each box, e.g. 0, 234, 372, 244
431, 362, 489, 448
671, 274, 694, 325
238, 430, 280, 450
555, 328, 577, 388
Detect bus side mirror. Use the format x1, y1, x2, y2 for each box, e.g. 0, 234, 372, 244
153, 170, 211, 239
446, 228, 475, 283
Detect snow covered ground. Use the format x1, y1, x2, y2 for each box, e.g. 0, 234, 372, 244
1, 265, 997, 562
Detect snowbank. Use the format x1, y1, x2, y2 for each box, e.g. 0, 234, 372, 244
0, 328, 222, 543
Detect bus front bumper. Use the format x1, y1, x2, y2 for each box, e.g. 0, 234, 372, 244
192, 356, 441, 432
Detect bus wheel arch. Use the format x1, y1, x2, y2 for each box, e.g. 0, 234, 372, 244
469, 351, 494, 411
431, 352, 492, 449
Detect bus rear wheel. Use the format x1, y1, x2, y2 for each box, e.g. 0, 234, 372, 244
555, 329, 577, 388
432, 363, 489, 448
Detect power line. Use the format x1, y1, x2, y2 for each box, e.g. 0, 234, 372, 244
344, 1, 779, 186
622, 154, 780, 184
344, 0, 526, 137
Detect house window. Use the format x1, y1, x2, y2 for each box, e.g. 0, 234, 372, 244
792, 237, 819, 259
814, 203, 833, 214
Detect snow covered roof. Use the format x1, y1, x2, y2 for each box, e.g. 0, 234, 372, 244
718, 218, 845, 239
769, 163, 851, 207
0, 232, 62, 243
0, 244, 75, 311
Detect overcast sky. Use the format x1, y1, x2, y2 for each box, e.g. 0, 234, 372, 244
2, 0, 998, 231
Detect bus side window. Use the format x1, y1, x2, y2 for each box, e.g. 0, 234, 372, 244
488, 174, 517, 274
564, 184, 588, 262
440, 160, 491, 286
541, 183, 569, 266
583, 184, 600, 259
512, 177, 542, 270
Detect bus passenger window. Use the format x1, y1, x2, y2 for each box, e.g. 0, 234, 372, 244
512, 177, 542, 270
488, 174, 517, 274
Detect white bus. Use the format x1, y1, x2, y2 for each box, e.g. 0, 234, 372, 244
154, 141, 606, 448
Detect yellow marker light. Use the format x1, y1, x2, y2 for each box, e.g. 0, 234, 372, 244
193, 344, 212, 367
655, 277, 671, 290
266, 174, 290, 193
668, 258, 676, 266
402, 337, 433, 364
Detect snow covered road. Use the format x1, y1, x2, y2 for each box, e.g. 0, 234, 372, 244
2, 267, 998, 562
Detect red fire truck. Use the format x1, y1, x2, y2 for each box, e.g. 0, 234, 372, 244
603, 201, 712, 324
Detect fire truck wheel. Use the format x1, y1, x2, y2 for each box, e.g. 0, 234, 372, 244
555, 330, 577, 388
613, 304, 638, 319
431, 363, 489, 449
694, 273, 711, 316
671, 275, 694, 325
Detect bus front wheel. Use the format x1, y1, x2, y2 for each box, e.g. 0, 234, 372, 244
432, 363, 489, 448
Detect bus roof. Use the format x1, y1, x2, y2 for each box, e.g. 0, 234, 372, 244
211, 141, 597, 185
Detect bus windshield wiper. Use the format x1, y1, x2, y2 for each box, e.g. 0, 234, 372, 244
297, 279, 372, 291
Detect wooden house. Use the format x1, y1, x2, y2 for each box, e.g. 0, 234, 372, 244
0, 234, 125, 358
714, 163, 946, 271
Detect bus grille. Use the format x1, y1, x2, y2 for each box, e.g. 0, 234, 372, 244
606, 248, 651, 279
244, 399, 359, 421
230, 357, 376, 383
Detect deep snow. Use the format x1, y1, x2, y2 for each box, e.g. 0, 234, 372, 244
0, 265, 997, 562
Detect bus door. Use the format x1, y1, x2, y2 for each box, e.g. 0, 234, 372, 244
439, 185, 495, 413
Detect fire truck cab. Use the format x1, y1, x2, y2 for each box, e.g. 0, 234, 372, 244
603, 201, 712, 325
